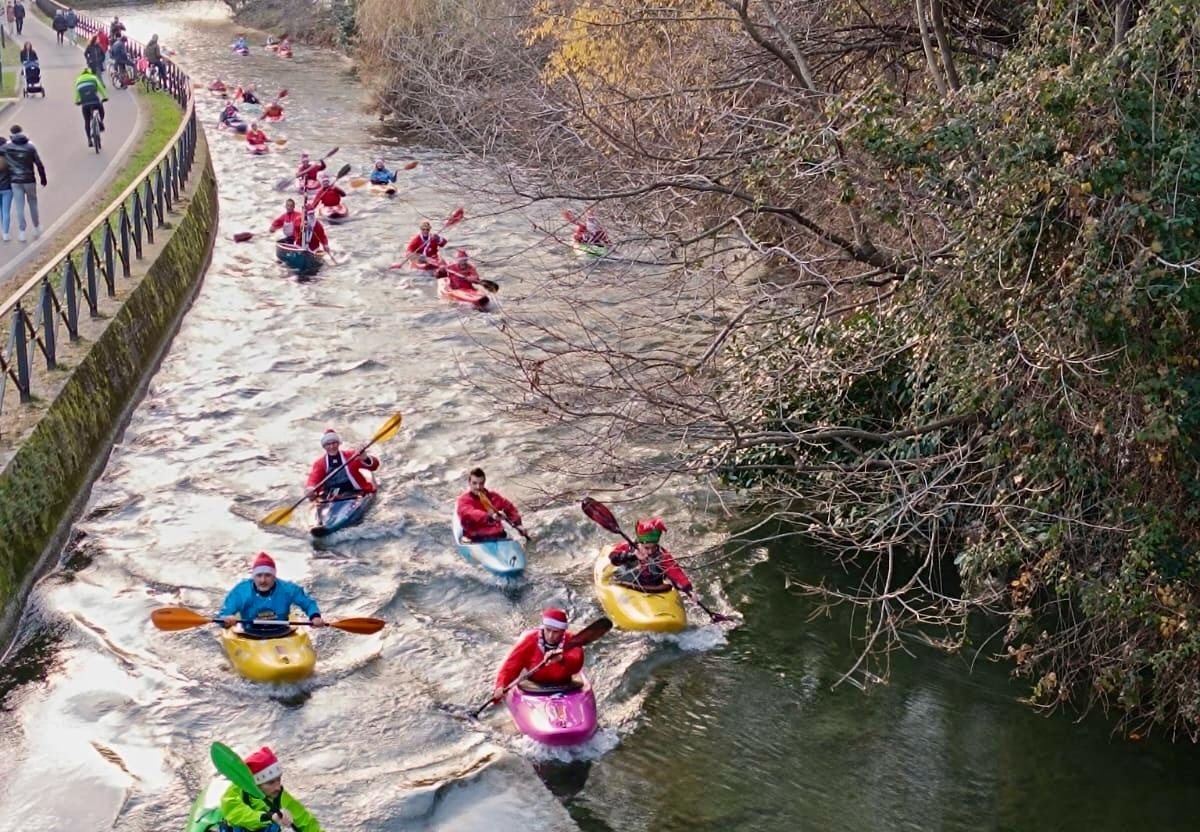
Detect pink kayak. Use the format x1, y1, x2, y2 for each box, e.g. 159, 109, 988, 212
438, 277, 489, 310
504, 674, 597, 746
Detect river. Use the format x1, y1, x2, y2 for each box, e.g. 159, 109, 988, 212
1, 3, 1198, 830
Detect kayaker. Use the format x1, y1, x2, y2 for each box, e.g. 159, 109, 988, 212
245, 122, 269, 150
236, 84, 261, 105
573, 210, 611, 246
608, 518, 700, 598
491, 608, 584, 702
456, 467, 525, 542
218, 102, 245, 131
269, 198, 303, 244
263, 100, 285, 119
368, 158, 397, 185
406, 220, 447, 267
232, 34, 248, 52
443, 250, 485, 291
209, 78, 227, 93
306, 428, 379, 500
218, 552, 325, 637
296, 152, 325, 190
219, 746, 323, 832
311, 173, 347, 211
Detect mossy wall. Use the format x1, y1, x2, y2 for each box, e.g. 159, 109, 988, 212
0, 151, 218, 647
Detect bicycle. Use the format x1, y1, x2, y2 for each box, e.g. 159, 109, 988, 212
90, 107, 102, 153
139, 63, 162, 93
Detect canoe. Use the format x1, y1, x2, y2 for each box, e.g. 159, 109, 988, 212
437, 277, 489, 310
573, 241, 610, 259
505, 674, 597, 746
451, 512, 525, 578
276, 242, 323, 276
185, 778, 229, 832
593, 546, 687, 632
220, 626, 316, 683
310, 489, 375, 537
319, 203, 350, 223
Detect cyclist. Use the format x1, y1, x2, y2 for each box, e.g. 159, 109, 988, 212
109, 35, 132, 87
74, 64, 108, 147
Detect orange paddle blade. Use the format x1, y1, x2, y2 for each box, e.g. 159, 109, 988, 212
445, 207, 465, 228
403, 161, 418, 170
331, 617, 385, 634
151, 607, 215, 631
349, 178, 368, 188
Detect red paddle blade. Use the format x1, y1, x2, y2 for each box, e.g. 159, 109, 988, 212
232, 231, 253, 243
562, 209, 576, 223
403, 160, 419, 170
444, 207, 465, 228
277, 88, 288, 98
581, 497, 623, 536
566, 616, 613, 649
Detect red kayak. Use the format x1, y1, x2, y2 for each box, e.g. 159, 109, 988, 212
320, 203, 349, 223
247, 143, 269, 155
438, 277, 489, 310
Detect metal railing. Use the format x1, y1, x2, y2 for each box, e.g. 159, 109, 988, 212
0, 2, 197, 431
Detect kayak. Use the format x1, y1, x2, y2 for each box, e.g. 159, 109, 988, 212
233, 46, 250, 56
410, 255, 444, 272
220, 626, 316, 683
319, 203, 350, 223
263, 112, 285, 122
573, 241, 610, 259
451, 512, 525, 578
275, 242, 323, 276
220, 119, 248, 134
278, 47, 294, 58
185, 777, 229, 832
369, 183, 397, 198
310, 489, 375, 537
437, 277, 489, 310
247, 143, 269, 155
593, 546, 687, 632
505, 674, 597, 746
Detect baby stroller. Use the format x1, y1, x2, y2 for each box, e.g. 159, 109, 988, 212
21, 61, 45, 98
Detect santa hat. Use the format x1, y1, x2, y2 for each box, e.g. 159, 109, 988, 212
541, 608, 568, 631
635, 518, 667, 543
244, 746, 283, 785
251, 551, 276, 577
455, 249, 469, 261
321, 428, 340, 446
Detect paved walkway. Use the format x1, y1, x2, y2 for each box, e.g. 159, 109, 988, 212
0, 13, 142, 287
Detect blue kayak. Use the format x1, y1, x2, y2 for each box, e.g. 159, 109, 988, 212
450, 513, 525, 578
276, 242, 323, 276
310, 490, 375, 537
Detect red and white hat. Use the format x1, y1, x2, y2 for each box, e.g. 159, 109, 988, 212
455, 249, 469, 261
321, 427, 340, 446
251, 551, 276, 577
541, 608, 568, 631
244, 746, 283, 785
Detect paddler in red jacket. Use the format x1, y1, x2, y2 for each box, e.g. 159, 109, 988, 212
296, 151, 324, 191
269, 198, 303, 243
609, 518, 695, 594
306, 428, 380, 499
406, 219, 447, 268
491, 608, 584, 702
456, 467, 525, 542
444, 249, 484, 291
573, 210, 611, 246
301, 215, 332, 254
245, 121, 269, 149
312, 173, 346, 210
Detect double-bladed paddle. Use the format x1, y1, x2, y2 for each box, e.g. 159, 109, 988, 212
233, 164, 353, 247
260, 412, 403, 527
349, 160, 418, 189
389, 207, 466, 270
478, 490, 527, 540
151, 606, 386, 634
211, 743, 296, 830
471, 616, 612, 718
581, 497, 734, 623
276, 146, 339, 192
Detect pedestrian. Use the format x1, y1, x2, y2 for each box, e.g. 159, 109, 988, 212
65, 7, 77, 43
3, 125, 48, 243
5, 2, 15, 36
12, 0, 23, 35
52, 8, 67, 45
0, 136, 12, 243
84, 34, 104, 76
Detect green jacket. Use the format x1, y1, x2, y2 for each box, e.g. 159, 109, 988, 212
219, 783, 322, 832
73, 70, 108, 106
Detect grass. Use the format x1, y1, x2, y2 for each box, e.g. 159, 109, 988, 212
1, 37, 17, 97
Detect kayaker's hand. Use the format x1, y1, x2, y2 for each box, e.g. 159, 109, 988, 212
544, 648, 563, 663
274, 808, 294, 828
310, 616, 326, 628
491, 686, 504, 703
222, 615, 237, 628
486, 512, 500, 522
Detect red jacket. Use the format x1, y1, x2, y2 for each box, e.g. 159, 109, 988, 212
573, 222, 610, 245
445, 264, 478, 291
406, 232, 446, 261
609, 542, 692, 592
457, 488, 521, 540
304, 221, 329, 251
306, 450, 379, 494
246, 129, 268, 146
495, 629, 584, 688
270, 210, 303, 241
98, 30, 109, 51
314, 187, 345, 207
297, 159, 326, 184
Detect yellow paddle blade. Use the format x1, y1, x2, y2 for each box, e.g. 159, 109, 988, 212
349, 178, 368, 188
478, 491, 496, 513
151, 607, 214, 631
331, 617, 386, 635
260, 503, 297, 526
274, 138, 288, 146
371, 412, 403, 444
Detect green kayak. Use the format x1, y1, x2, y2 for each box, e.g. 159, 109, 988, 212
185, 778, 229, 832
573, 241, 610, 259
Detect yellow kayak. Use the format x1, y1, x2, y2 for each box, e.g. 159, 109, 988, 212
593, 547, 687, 632
220, 627, 316, 683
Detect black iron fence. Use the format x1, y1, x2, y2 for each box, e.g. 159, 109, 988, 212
0, 2, 197, 429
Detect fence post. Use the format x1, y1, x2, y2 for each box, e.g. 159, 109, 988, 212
12, 307, 31, 403
143, 178, 155, 243
84, 238, 100, 315
62, 259, 80, 341
39, 280, 56, 371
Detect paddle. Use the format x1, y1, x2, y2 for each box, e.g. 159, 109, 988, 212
478, 490, 527, 540
581, 497, 734, 623
233, 163, 353, 248
276, 146, 339, 191
260, 412, 403, 526
211, 742, 264, 800
389, 208, 465, 270
472, 616, 612, 718
350, 160, 419, 189
151, 606, 386, 634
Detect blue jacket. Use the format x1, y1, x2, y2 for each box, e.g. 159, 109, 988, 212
369, 169, 396, 185
218, 578, 320, 623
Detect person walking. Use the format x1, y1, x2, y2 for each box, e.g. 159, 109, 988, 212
12, 0, 23, 34
0, 136, 12, 243
65, 7, 77, 43
84, 34, 104, 76
5, 2, 15, 36
3, 125, 48, 243
52, 8, 67, 45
